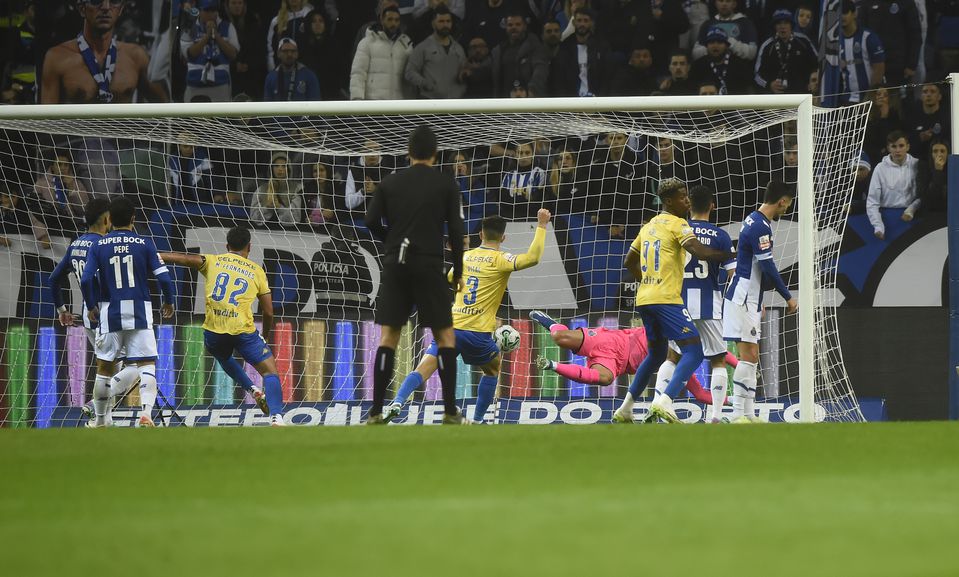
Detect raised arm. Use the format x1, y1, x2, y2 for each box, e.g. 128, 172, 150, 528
682, 237, 735, 262
512, 209, 551, 271
158, 252, 205, 269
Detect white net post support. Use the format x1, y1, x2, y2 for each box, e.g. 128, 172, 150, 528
797, 96, 815, 423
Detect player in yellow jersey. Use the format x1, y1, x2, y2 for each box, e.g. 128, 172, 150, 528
614, 179, 734, 424
159, 227, 286, 426
384, 209, 552, 424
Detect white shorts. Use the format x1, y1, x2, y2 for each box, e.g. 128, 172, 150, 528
95, 329, 157, 362
722, 300, 761, 344
669, 319, 726, 357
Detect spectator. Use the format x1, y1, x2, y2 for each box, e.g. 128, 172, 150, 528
345, 141, 391, 221
167, 138, 216, 205
795, 3, 816, 38
405, 6, 467, 98
867, 130, 919, 240
690, 27, 754, 94
449, 150, 489, 236
180, 0, 240, 102
267, 0, 315, 72
693, 0, 758, 62
297, 9, 343, 100
414, 0, 466, 18
905, 83, 950, 161
350, 7, 413, 100
589, 131, 644, 237
864, 86, 904, 167
251, 152, 304, 226
698, 80, 719, 94
463, 0, 535, 48
917, 138, 948, 214
931, 0, 959, 73
659, 49, 697, 95
838, 0, 884, 105
225, 0, 267, 100
597, 0, 689, 67
541, 18, 563, 60
655, 136, 699, 184
33, 152, 89, 234
554, 0, 591, 41
849, 152, 873, 214
754, 9, 818, 94
409, 0, 463, 44
1, 0, 36, 104
861, 0, 921, 86
0, 184, 49, 250
460, 36, 494, 97
353, 1, 403, 55
263, 37, 321, 100
679, 0, 711, 52
611, 46, 658, 95
499, 141, 547, 220
304, 160, 340, 224
550, 8, 614, 96
492, 11, 550, 97
547, 148, 587, 217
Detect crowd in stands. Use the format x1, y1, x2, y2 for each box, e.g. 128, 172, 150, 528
0, 0, 955, 247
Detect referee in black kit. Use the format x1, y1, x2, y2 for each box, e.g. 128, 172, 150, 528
364, 125, 466, 425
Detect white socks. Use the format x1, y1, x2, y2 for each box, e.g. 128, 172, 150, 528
110, 366, 140, 400
710, 367, 728, 420
618, 392, 636, 414
731, 361, 757, 420
93, 374, 112, 426
138, 364, 158, 416
654, 360, 676, 400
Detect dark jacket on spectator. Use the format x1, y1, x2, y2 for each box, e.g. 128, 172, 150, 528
463, 0, 532, 48
611, 64, 658, 96
917, 159, 948, 214
550, 34, 615, 97
691, 50, 754, 94
228, 10, 267, 99
754, 32, 818, 93
491, 32, 549, 97
597, 0, 688, 65
297, 18, 343, 100
861, 0, 922, 85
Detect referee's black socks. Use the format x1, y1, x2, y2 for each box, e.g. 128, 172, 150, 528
437, 348, 459, 416
372, 346, 395, 417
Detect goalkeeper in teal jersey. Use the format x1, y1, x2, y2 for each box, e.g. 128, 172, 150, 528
385, 209, 551, 424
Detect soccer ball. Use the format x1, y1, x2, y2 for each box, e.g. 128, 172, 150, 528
493, 324, 521, 353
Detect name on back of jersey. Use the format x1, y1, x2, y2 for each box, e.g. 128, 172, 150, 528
694, 226, 719, 240
99, 235, 146, 246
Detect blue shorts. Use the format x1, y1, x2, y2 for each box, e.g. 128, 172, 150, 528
204, 330, 273, 366
425, 329, 499, 366
638, 304, 699, 343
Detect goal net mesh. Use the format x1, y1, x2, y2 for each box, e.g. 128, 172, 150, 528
0, 101, 870, 426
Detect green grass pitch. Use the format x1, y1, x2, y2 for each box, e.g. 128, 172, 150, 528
2, 422, 957, 577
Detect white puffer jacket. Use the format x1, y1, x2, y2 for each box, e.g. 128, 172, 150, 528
350, 27, 413, 100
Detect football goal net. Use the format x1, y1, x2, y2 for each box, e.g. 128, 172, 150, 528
0, 96, 869, 426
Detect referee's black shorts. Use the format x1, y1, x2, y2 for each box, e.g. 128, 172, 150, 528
374, 261, 453, 329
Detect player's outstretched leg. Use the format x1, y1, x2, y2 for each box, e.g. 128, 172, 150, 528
529, 310, 559, 331
216, 355, 268, 415
616, 338, 668, 423
386, 355, 438, 423
650, 341, 704, 424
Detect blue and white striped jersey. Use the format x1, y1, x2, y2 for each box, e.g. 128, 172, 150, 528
48, 232, 101, 330
683, 220, 735, 320
840, 28, 885, 104
80, 230, 174, 333
725, 211, 776, 311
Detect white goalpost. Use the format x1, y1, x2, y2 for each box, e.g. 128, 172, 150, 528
0, 95, 869, 426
